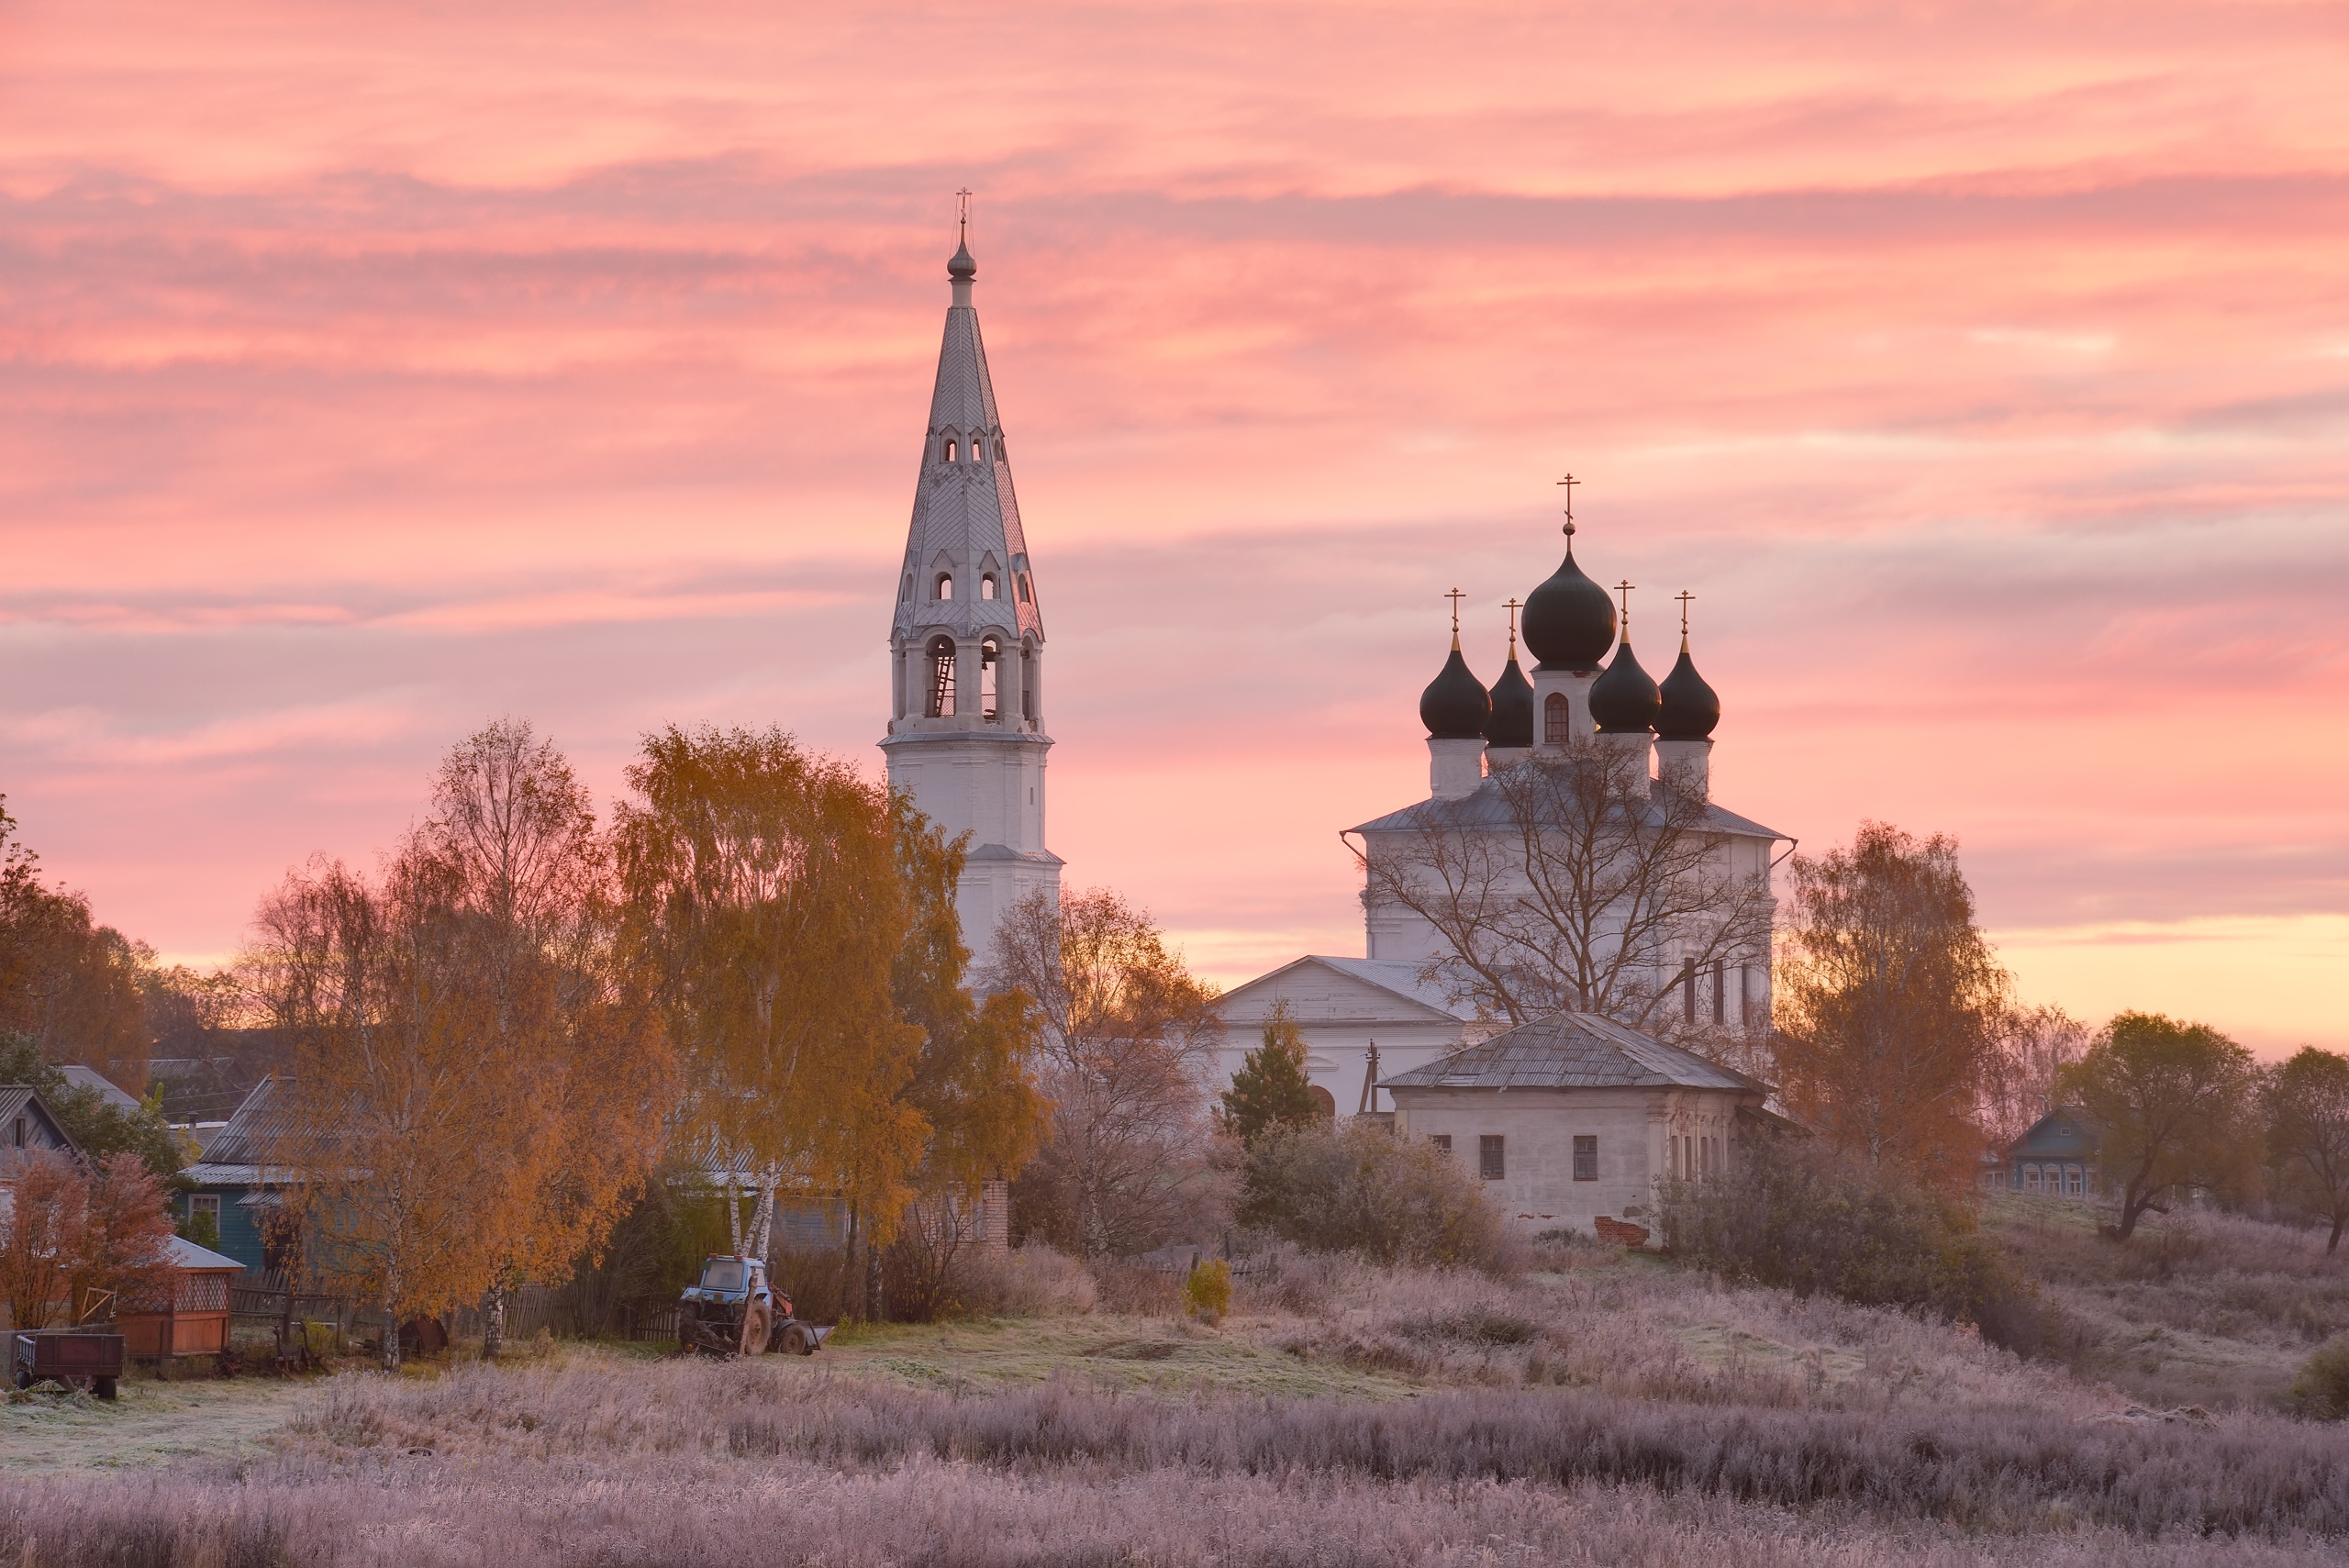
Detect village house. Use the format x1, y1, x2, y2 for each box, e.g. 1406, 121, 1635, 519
179, 1076, 307, 1277
1995, 1107, 2101, 1198
1380, 1010, 1768, 1243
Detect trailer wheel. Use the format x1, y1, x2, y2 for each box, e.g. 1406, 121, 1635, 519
11, 1368, 28, 1392
781, 1323, 814, 1357
95, 1376, 117, 1402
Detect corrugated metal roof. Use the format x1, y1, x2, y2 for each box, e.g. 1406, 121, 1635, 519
184, 1076, 331, 1185
1380, 1010, 1757, 1093
164, 1235, 244, 1272
58, 1065, 143, 1112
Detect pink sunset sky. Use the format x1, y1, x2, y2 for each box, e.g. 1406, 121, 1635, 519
3, 1, 2345, 1053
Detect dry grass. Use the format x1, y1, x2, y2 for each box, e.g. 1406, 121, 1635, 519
9, 1233, 2349, 1564
1986, 1196, 2349, 1408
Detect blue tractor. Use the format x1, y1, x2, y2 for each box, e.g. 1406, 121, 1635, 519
676, 1255, 829, 1357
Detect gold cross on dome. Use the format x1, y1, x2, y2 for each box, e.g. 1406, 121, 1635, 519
1613, 580, 1634, 629
1444, 587, 1466, 633
956, 188, 973, 239
1503, 596, 1522, 647
1555, 473, 1578, 535
1675, 590, 1695, 636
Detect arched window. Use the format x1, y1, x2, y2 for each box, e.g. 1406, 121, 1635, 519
936, 573, 953, 600
1017, 575, 1030, 603
1308, 1085, 1336, 1121
970, 436, 985, 462
1021, 639, 1036, 721
943, 438, 959, 462
1543, 692, 1571, 743
979, 637, 1000, 720
980, 574, 997, 600
926, 637, 956, 717
900, 574, 913, 602
994, 436, 1006, 462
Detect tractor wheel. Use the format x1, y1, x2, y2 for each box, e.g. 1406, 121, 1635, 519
739, 1304, 772, 1358
95, 1376, 117, 1402
781, 1322, 814, 1357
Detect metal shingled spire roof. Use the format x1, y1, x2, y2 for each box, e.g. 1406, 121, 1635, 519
892, 239, 1043, 646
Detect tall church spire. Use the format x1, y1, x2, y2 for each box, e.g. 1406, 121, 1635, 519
881, 223, 1062, 974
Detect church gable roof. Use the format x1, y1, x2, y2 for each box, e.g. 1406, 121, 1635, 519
1350, 769, 1783, 843
1380, 1010, 1756, 1093
1216, 955, 1476, 1026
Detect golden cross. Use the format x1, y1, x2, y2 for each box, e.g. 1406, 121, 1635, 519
1555, 473, 1578, 535
1613, 580, 1635, 630
1675, 590, 1695, 636
1503, 596, 1522, 649
956, 188, 973, 240
1444, 587, 1465, 634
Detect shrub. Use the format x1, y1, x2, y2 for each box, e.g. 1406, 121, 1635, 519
2289, 1335, 2349, 1420
1183, 1259, 1231, 1322
1239, 1122, 1514, 1272
1656, 1133, 2041, 1348
960, 1243, 1097, 1318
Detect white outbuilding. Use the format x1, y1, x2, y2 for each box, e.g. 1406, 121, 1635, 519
1379, 1010, 1767, 1244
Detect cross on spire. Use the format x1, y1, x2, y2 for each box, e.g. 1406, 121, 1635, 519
1555, 473, 1579, 537
956, 188, 972, 242
1503, 595, 1522, 651
1613, 579, 1635, 635
1675, 590, 1695, 639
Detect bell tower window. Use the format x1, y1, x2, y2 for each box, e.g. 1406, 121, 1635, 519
981, 574, 997, 600
927, 637, 956, 717
1543, 692, 1571, 743
980, 638, 1000, 720
943, 438, 958, 462
936, 573, 953, 600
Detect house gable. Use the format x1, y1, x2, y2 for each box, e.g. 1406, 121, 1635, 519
1215, 955, 1472, 1030
0, 1085, 84, 1161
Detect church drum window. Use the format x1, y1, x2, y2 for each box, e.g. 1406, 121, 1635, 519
1478, 1135, 1506, 1182
927, 637, 957, 717
1711, 961, 1726, 1024
979, 638, 1000, 721
1682, 959, 1698, 1024
1573, 1135, 1597, 1181
1543, 691, 1571, 744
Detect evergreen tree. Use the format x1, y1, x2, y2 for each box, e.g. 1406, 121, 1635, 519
1220, 1002, 1321, 1144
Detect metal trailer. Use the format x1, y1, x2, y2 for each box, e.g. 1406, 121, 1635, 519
12, 1329, 127, 1399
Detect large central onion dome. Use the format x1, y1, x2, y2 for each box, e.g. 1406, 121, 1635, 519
1485, 647, 1533, 748
1657, 637, 1720, 740
1589, 637, 1662, 733
1420, 638, 1492, 739
1520, 539, 1616, 671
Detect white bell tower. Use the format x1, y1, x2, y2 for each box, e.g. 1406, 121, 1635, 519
878, 212, 1061, 974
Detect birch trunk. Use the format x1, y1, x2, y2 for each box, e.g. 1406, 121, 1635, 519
483, 1280, 508, 1361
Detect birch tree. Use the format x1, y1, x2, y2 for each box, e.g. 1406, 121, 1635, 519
1357, 745, 1775, 1053
617, 727, 929, 1282
2268, 1047, 2349, 1252
1771, 822, 2008, 1186
991, 888, 1223, 1256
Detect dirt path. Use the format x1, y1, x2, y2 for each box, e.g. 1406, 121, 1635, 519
1, 1375, 306, 1473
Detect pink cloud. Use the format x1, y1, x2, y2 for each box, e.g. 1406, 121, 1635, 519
2, 0, 2345, 1046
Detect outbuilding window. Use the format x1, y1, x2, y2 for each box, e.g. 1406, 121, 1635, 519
1478, 1135, 1506, 1181
1573, 1135, 1597, 1181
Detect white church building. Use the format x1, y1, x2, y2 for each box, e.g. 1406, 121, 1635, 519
1213, 523, 1788, 1120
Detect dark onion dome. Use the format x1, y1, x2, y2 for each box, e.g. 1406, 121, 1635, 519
1589, 638, 1662, 733
948, 238, 976, 280
1520, 542, 1616, 671
1656, 638, 1720, 740
1419, 638, 1491, 739
1485, 649, 1533, 748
